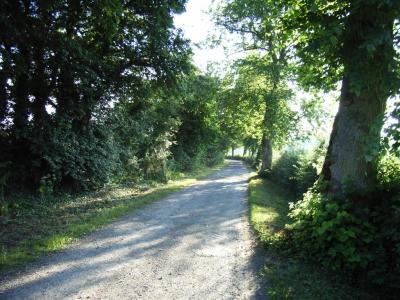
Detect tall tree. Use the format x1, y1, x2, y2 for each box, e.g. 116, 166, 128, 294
217, 55, 296, 167
171, 72, 225, 171
282, 0, 400, 195
214, 0, 292, 172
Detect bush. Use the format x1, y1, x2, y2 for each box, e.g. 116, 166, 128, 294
268, 144, 325, 197
205, 143, 225, 167
4, 119, 119, 192
288, 190, 376, 272
286, 154, 400, 297
268, 149, 302, 190
377, 154, 400, 191
171, 144, 224, 173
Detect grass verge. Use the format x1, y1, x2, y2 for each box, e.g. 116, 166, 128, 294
0, 162, 226, 272
248, 175, 370, 300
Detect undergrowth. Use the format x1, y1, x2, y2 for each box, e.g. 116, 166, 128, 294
248, 176, 371, 299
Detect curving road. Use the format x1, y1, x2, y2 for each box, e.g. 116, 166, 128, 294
0, 160, 266, 300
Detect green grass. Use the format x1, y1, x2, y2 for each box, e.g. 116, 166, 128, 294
248, 175, 370, 300
249, 177, 292, 243
0, 162, 226, 271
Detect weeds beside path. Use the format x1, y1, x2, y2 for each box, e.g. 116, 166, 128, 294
0, 163, 226, 271
247, 175, 371, 300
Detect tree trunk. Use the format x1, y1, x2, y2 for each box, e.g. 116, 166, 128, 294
321, 5, 395, 195
259, 132, 272, 172
231, 147, 234, 156
0, 45, 11, 126
321, 78, 386, 193
243, 146, 247, 157
13, 59, 29, 132
259, 55, 280, 174
32, 48, 48, 128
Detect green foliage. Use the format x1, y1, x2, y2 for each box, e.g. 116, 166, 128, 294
377, 154, 400, 191
248, 176, 369, 299
0, 0, 192, 192
283, 0, 400, 95
287, 169, 400, 296
288, 191, 375, 271
0, 1, 228, 195
171, 73, 226, 172
268, 144, 325, 197
216, 58, 265, 150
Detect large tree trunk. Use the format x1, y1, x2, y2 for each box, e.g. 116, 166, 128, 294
321, 78, 386, 193
321, 5, 395, 195
259, 132, 272, 172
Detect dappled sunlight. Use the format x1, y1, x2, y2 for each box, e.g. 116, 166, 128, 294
1, 161, 265, 299
253, 205, 281, 225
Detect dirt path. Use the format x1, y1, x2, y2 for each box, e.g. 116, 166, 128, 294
0, 160, 266, 300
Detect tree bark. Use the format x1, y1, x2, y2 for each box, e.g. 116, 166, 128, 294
32, 48, 48, 128
0, 45, 11, 126
321, 78, 385, 193
259, 132, 272, 171
13, 56, 29, 132
321, 5, 395, 195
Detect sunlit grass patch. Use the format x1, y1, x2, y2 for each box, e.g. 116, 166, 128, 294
249, 177, 291, 229
0, 162, 226, 271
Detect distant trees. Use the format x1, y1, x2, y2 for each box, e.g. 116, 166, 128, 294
171, 73, 225, 171
217, 55, 296, 169
215, 0, 297, 173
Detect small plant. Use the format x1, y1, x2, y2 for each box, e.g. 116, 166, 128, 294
38, 174, 57, 195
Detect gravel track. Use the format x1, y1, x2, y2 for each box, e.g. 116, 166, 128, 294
0, 160, 266, 300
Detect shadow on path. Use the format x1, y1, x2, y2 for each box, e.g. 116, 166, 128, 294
0, 160, 267, 300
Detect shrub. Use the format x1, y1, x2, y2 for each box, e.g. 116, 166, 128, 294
268, 149, 302, 191
377, 154, 400, 191
288, 190, 376, 272
287, 181, 400, 296
268, 143, 325, 197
